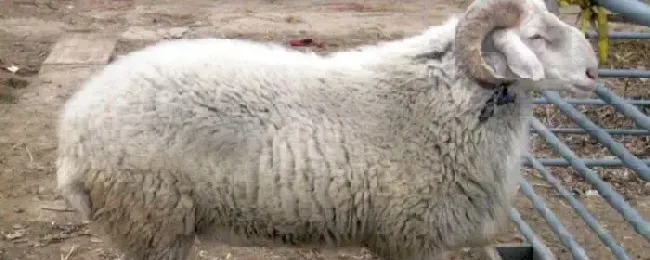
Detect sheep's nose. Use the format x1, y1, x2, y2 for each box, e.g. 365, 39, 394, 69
586, 68, 598, 79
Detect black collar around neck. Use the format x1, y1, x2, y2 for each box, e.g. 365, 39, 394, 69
478, 80, 517, 123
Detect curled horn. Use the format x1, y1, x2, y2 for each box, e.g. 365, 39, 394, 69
454, 0, 526, 87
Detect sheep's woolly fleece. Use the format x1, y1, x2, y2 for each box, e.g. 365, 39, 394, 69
55, 9, 575, 259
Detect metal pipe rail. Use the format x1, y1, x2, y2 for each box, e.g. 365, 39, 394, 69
526, 158, 650, 167
508, 208, 557, 259
510, 1, 650, 259
586, 31, 650, 39
599, 69, 650, 79
531, 128, 650, 135
533, 97, 650, 105
529, 118, 650, 240
515, 119, 650, 260
541, 91, 650, 181
525, 155, 631, 259
517, 176, 590, 259
594, 0, 650, 27
594, 84, 650, 131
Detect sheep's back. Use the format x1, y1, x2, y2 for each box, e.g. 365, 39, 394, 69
59, 38, 376, 167
57, 38, 390, 245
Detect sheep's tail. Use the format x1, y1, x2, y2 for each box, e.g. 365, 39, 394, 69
56, 156, 93, 222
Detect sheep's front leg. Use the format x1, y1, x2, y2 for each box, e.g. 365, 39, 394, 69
367, 196, 510, 260
425, 198, 511, 259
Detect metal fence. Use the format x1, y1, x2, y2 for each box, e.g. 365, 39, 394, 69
512, 0, 650, 259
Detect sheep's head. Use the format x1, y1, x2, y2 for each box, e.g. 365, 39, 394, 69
454, 0, 599, 93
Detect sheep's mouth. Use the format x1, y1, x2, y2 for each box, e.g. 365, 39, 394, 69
571, 79, 597, 92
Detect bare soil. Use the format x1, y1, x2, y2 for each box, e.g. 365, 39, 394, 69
0, 0, 648, 259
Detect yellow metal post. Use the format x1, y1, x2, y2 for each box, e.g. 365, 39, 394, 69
556, 0, 610, 64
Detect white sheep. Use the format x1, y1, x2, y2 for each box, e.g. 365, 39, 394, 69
55, 0, 599, 259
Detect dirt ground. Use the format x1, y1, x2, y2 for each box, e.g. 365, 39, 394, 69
0, 0, 649, 259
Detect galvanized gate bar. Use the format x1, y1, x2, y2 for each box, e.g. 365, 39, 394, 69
508, 208, 557, 259
498, 0, 650, 258
533, 98, 650, 105
525, 158, 650, 167
595, 0, 650, 27
517, 179, 590, 259
530, 118, 650, 241
525, 155, 631, 260
598, 69, 650, 78
594, 84, 650, 131
541, 91, 650, 181
586, 31, 650, 39
532, 128, 650, 135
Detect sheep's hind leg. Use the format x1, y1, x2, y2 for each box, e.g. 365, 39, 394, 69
87, 169, 197, 260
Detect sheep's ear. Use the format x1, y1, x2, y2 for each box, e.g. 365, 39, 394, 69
493, 30, 545, 80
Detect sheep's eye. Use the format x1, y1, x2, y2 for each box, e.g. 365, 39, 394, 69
529, 34, 544, 40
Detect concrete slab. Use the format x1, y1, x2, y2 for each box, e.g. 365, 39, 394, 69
40, 33, 117, 75
120, 26, 189, 41
37, 33, 118, 101
0, 18, 65, 39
